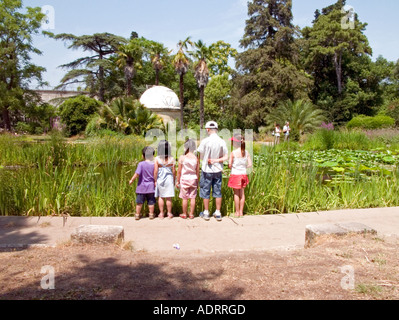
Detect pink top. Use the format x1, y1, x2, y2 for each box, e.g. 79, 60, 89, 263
180, 156, 198, 181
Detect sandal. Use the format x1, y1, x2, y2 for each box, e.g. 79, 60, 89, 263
135, 214, 141, 221
189, 214, 195, 220
149, 213, 155, 220
158, 213, 165, 219
167, 213, 174, 219
179, 214, 188, 219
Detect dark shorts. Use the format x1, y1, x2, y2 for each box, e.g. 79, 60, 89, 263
136, 193, 156, 205
200, 171, 223, 199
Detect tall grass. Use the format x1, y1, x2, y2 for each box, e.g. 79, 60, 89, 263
1, 132, 399, 217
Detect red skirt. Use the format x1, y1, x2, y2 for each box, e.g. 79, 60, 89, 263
228, 174, 249, 189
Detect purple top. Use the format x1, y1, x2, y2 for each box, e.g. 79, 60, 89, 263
135, 161, 155, 194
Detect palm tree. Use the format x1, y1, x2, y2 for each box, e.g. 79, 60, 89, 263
269, 99, 326, 140
173, 37, 193, 129
147, 41, 170, 86
190, 40, 212, 129
116, 39, 143, 97
100, 97, 163, 136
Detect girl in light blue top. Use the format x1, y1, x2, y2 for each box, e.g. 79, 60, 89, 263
154, 140, 175, 219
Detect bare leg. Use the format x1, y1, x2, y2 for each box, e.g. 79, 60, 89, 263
189, 198, 196, 218
136, 204, 143, 219
158, 198, 165, 218
239, 189, 245, 216
215, 197, 222, 211
148, 205, 155, 219
182, 199, 188, 216
233, 189, 240, 217
166, 198, 173, 218
203, 198, 210, 212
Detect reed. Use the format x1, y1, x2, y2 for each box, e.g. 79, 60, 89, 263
1, 133, 399, 217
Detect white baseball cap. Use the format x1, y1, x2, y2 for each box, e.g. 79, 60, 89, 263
205, 121, 218, 129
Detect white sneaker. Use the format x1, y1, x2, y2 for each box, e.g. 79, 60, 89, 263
213, 212, 222, 221
200, 211, 210, 221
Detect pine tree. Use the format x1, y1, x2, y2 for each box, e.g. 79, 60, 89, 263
231, 0, 312, 129
302, 0, 374, 122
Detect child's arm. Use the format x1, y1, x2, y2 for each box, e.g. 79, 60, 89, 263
154, 160, 159, 187
176, 157, 182, 188
196, 155, 200, 181
129, 173, 139, 185
208, 153, 229, 165
172, 159, 176, 184
247, 151, 253, 168
228, 151, 234, 169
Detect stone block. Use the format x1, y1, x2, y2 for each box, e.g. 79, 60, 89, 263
305, 222, 377, 248
71, 225, 124, 245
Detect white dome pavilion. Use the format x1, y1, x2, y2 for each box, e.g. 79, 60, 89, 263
140, 86, 181, 123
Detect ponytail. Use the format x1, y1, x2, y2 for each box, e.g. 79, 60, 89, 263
241, 138, 245, 158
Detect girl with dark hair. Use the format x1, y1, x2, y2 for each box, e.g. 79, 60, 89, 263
228, 134, 252, 218
176, 139, 199, 219
154, 140, 175, 219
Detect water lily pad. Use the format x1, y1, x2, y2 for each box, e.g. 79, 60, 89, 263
383, 156, 395, 164
320, 161, 339, 168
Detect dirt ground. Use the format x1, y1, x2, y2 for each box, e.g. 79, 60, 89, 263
0, 233, 398, 300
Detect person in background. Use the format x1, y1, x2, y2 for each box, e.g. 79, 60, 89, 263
283, 121, 291, 142
274, 124, 281, 145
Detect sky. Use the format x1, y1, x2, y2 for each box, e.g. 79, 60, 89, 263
23, 0, 399, 90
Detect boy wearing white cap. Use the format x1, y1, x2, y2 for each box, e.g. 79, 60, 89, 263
196, 121, 228, 221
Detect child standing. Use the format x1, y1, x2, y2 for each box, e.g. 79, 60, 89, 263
154, 140, 175, 219
129, 146, 156, 220
176, 139, 199, 219
274, 124, 281, 145
228, 134, 252, 218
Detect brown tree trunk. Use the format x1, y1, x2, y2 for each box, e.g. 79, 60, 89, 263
99, 64, 105, 102
2, 106, 11, 131
155, 69, 160, 86
179, 73, 185, 130
200, 86, 205, 129
334, 51, 343, 95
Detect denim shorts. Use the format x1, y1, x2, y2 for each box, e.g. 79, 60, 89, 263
200, 171, 223, 199
136, 193, 156, 205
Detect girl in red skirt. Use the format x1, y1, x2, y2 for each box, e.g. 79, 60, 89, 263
228, 134, 252, 218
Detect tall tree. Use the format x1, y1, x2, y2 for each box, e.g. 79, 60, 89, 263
116, 38, 144, 97
232, 0, 312, 129
208, 40, 237, 77
147, 41, 170, 86
190, 40, 212, 129
48, 32, 127, 102
0, 0, 46, 131
302, 0, 384, 122
173, 37, 193, 129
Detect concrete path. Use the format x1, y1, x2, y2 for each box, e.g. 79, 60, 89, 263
1, 207, 398, 253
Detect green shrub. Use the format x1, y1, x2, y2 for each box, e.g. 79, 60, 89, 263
59, 96, 102, 136
386, 99, 399, 126
347, 115, 395, 130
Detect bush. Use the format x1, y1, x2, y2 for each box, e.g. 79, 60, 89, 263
386, 99, 399, 127
59, 96, 102, 136
304, 129, 371, 150
347, 115, 395, 130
